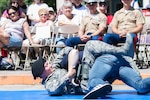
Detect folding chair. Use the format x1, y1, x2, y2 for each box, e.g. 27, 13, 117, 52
23, 26, 52, 70
4, 47, 21, 70
135, 23, 150, 69
48, 25, 79, 63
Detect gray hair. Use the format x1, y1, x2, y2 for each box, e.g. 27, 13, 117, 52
63, 1, 73, 8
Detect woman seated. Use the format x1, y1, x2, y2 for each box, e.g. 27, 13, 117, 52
0, 6, 33, 49
22, 8, 54, 57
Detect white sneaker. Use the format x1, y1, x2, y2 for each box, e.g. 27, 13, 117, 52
83, 83, 112, 99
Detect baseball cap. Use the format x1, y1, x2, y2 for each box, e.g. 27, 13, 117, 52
86, 0, 97, 5
47, 7, 54, 12
99, 0, 106, 3
31, 57, 46, 79
99, 0, 106, 5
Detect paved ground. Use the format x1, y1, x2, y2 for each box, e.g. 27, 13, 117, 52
0, 68, 149, 91
0, 84, 134, 91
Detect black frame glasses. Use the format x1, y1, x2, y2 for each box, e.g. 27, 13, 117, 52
8, 11, 17, 16
99, 2, 106, 7
40, 14, 48, 16
11, 2, 18, 4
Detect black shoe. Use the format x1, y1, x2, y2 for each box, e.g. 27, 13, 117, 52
137, 91, 150, 95
83, 83, 112, 99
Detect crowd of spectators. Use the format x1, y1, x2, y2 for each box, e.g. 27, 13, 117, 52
0, 0, 149, 68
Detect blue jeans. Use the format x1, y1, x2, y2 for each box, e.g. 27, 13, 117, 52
103, 33, 136, 45
8, 35, 22, 47
89, 54, 150, 93
65, 33, 100, 47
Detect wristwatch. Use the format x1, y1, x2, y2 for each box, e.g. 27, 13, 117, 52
90, 35, 93, 38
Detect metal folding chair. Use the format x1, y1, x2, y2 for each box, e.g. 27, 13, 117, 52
135, 23, 150, 69
48, 25, 79, 63
23, 26, 52, 70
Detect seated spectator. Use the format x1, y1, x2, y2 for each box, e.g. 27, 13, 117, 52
48, 7, 57, 22
71, 0, 89, 22
18, 0, 28, 14
103, 0, 145, 47
1, 0, 26, 23
65, 0, 107, 47
57, 0, 71, 16
97, 0, 113, 25
0, 6, 33, 49
56, 1, 81, 26
27, 0, 48, 26
0, 0, 27, 57
55, 1, 81, 54
23, 8, 54, 57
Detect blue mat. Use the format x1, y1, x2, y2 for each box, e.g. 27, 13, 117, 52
0, 90, 150, 100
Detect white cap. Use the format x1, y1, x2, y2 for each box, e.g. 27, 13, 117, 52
99, 0, 105, 2
86, 0, 97, 3
47, 7, 54, 12
147, 4, 150, 9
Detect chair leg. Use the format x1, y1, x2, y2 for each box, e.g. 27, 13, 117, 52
24, 47, 31, 70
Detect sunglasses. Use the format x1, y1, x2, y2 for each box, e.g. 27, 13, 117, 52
99, 3, 106, 7
86, 2, 97, 6
8, 11, 17, 16
40, 14, 48, 16
11, 2, 18, 4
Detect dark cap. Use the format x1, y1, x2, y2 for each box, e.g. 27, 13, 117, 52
31, 57, 46, 79
99, 0, 106, 7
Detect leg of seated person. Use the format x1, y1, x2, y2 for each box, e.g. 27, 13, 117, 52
66, 37, 85, 47
103, 33, 121, 45
56, 40, 66, 54
0, 28, 10, 46
0, 42, 5, 48
22, 38, 40, 54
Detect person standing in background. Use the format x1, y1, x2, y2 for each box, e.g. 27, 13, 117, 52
18, 0, 28, 14
97, 0, 113, 25
27, 0, 48, 26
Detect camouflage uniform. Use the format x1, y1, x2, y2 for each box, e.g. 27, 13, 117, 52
43, 47, 73, 95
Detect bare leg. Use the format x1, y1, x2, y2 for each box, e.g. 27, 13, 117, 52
0, 41, 5, 48
0, 28, 10, 46
66, 49, 79, 80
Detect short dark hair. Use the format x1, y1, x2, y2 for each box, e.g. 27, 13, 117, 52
7, 5, 20, 16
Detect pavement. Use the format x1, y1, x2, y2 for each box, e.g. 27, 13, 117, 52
0, 84, 135, 91
0, 68, 149, 91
